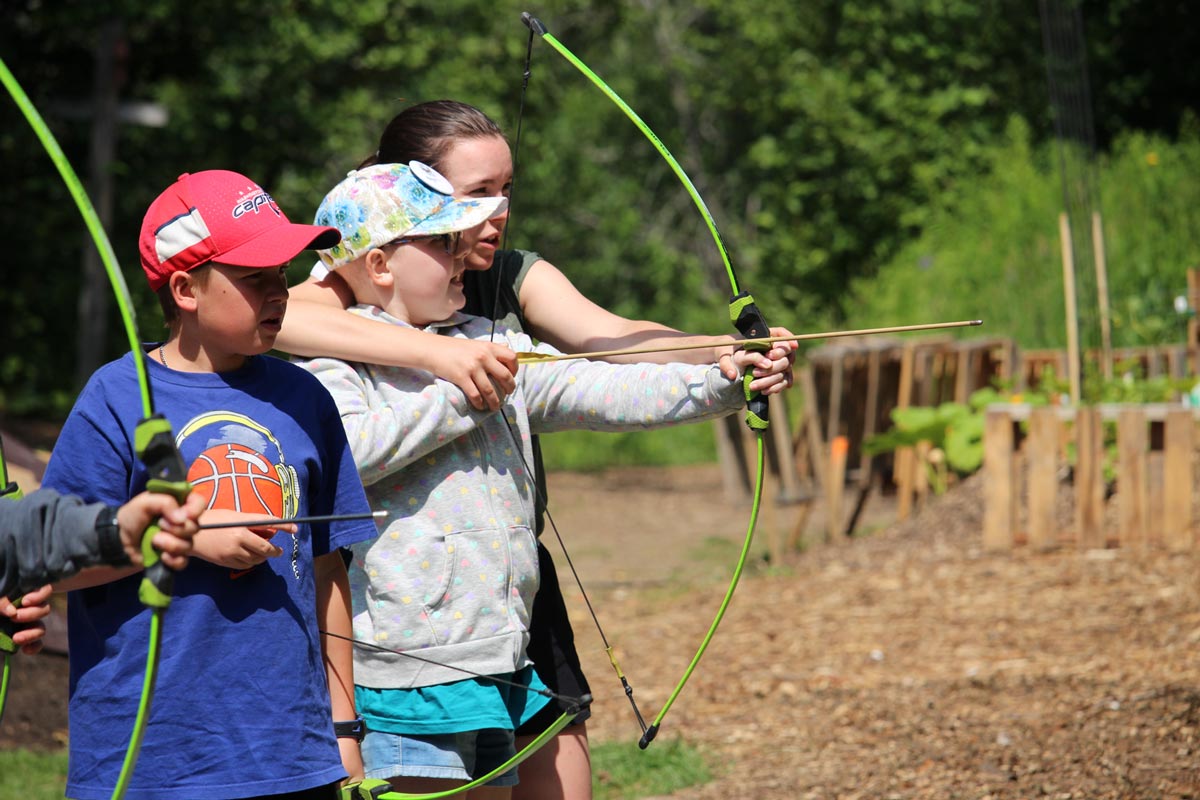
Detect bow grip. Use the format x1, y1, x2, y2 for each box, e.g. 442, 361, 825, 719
134, 415, 192, 609
1, 469, 25, 647
729, 291, 770, 431
0, 593, 25, 656
0, 479, 22, 646
0, 614, 15, 657
339, 779, 391, 800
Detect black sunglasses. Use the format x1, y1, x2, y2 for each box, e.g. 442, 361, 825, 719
386, 231, 463, 256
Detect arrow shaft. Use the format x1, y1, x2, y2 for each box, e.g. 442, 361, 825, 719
197, 511, 385, 530
517, 319, 983, 365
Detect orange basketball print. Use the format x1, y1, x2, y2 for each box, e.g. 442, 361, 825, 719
189, 442, 284, 516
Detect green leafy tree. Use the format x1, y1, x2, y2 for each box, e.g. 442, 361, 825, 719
2, 0, 1198, 426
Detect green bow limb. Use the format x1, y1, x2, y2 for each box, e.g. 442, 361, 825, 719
0, 57, 191, 800
322, 630, 592, 800
337, 707, 583, 800
519, 12, 773, 749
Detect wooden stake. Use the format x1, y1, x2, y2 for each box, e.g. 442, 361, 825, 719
858, 347, 882, 485
799, 366, 828, 493
1092, 211, 1114, 381
1059, 212, 1081, 404
983, 409, 1016, 552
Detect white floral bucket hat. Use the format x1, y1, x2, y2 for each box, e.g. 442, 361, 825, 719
313, 161, 507, 269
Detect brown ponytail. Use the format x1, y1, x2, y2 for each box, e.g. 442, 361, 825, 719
358, 100, 507, 171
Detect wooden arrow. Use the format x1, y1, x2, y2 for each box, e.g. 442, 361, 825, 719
516, 319, 983, 365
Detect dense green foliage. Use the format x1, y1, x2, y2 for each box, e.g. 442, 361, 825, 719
847, 118, 1200, 348
541, 424, 718, 471
1, 1, 1197, 422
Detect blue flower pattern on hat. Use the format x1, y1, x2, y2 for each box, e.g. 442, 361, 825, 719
313, 162, 507, 270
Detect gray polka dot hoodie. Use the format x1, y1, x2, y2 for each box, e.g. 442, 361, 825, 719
297, 307, 744, 689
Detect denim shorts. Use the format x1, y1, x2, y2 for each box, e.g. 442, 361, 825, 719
360, 728, 519, 788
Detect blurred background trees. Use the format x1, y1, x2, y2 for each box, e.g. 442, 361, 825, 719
1, 0, 1197, 418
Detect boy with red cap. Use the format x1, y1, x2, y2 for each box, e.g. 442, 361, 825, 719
41, 170, 378, 799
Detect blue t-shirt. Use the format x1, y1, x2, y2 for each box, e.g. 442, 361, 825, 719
42, 351, 377, 800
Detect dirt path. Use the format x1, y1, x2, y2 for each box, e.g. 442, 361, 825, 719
4, 463, 1199, 798
547, 466, 1200, 799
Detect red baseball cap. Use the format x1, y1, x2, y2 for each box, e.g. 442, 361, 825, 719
139, 170, 341, 290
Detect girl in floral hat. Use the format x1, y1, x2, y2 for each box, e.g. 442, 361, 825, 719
296, 158, 763, 797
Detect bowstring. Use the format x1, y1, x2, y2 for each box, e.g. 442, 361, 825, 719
494, 402, 650, 734
484, 20, 650, 737
487, 23, 536, 343
319, 628, 588, 711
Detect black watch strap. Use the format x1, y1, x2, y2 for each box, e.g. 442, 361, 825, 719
96, 505, 132, 566
334, 717, 367, 742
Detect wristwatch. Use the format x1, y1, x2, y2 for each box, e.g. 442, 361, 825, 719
334, 717, 367, 743
95, 505, 131, 566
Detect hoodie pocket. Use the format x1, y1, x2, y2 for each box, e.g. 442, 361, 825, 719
422, 525, 538, 646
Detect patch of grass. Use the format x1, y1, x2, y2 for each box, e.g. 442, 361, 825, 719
685, 535, 740, 564
591, 738, 712, 799
540, 426, 717, 472
0, 748, 68, 799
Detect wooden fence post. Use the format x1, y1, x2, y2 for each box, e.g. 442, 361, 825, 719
715, 415, 750, 503
895, 343, 916, 520
1074, 407, 1105, 549
1027, 407, 1060, 551
768, 393, 802, 503
984, 409, 1016, 552
1117, 408, 1148, 547
1164, 408, 1194, 552
858, 348, 881, 484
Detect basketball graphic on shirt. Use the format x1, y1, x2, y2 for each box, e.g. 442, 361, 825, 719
174, 411, 299, 520
173, 411, 303, 580
189, 443, 284, 517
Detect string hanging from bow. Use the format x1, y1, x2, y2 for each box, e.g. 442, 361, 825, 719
512, 11, 776, 750
0, 57, 193, 800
